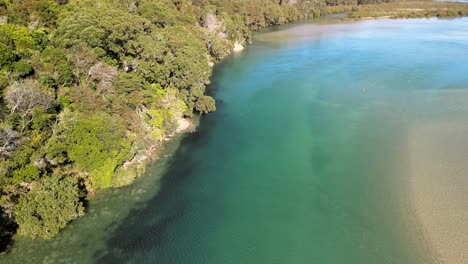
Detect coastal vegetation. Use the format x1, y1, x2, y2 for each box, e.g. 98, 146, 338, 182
0, 0, 327, 249
327, 0, 468, 18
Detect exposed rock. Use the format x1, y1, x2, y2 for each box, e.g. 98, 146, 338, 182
233, 42, 245, 52
176, 117, 191, 133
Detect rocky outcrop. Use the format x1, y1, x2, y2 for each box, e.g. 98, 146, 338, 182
233, 42, 245, 52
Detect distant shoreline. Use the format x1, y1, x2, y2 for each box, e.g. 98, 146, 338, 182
327, 0, 468, 20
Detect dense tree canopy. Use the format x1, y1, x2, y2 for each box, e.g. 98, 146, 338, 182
14, 174, 84, 239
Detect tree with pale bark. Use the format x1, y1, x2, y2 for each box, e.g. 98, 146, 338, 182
4, 79, 56, 132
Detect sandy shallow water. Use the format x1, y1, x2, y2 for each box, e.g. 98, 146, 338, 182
409, 119, 468, 264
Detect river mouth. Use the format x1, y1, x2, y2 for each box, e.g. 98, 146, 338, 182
3, 17, 468, 264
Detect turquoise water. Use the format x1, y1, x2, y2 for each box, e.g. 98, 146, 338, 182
4, 18, 468, 264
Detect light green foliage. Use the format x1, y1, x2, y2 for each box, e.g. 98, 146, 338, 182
0, 24, 37, 51
12, 164, 40, 183
0, 24, 46, 75
0, 141, 48, 184
46, 112, 131, 189
142, 85, 187, 139
14, 174, 84, 239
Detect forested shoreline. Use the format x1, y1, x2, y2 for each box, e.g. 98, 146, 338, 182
1, 0, 467, 254
0, 0, 331, 250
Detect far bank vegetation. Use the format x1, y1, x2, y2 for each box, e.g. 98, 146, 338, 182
326, 0, 468, 18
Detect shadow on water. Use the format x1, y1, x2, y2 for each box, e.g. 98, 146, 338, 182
0, 217, 16, 254
93, 52, 241, 263
93, 112, 218, 264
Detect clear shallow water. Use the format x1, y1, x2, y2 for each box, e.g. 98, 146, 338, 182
3, 17, 468, 264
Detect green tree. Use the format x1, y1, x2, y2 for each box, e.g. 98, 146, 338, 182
4, 79, 56, 132
195, 95, 216, 114
46, 111, 131, 189
14, 174, 84, 239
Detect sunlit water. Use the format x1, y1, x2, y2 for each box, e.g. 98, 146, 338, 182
3, 17, 468, 264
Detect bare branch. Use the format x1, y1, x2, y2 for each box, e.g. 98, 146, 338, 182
87, 62, 118, 93
4, 79, 56, 115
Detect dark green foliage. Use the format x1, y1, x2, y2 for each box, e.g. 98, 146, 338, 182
196, 95, 216, 114
38, 72, 56, 88
14, 174, 84, 239
0, 43, 17, 69
12, 60, 33, 77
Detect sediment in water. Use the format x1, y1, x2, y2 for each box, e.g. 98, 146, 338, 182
409, 119, 468, 264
